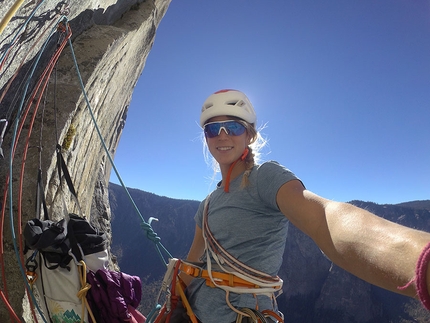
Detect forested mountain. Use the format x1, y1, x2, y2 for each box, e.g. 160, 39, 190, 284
109, 183, 430, 322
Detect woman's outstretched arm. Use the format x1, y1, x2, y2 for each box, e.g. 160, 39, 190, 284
277, 179, 430, 300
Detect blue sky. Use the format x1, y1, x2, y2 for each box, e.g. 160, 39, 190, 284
110, 0, 430, 205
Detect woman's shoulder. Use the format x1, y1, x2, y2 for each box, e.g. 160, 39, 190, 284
255, 160, 300, 182
256, 160, 289, 172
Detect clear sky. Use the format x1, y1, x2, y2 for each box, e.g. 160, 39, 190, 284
110, 0, 430, 205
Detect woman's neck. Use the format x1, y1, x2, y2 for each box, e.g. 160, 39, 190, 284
219, 160, 246, 189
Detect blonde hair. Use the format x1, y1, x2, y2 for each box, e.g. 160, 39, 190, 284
203, 119, 267, 189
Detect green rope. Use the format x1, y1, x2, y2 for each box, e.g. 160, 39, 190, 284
65, 20, 172, 266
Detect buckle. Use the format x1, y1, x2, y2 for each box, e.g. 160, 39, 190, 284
181, 262, 202, 278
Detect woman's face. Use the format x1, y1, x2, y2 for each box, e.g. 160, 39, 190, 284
205, 116, 251, 168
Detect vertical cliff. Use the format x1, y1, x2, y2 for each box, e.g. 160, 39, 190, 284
0, 0, 170, 320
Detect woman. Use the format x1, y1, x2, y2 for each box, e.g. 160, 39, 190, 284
176, 89, 430, 323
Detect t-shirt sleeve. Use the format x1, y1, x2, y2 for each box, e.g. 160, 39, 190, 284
194, 198, 206, 228
256, 161, 301, 210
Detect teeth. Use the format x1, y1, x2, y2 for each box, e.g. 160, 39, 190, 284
218, 147, 232, 151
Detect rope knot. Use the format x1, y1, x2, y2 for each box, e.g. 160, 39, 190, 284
77, 283, 91, 300
140, 222, 161, 243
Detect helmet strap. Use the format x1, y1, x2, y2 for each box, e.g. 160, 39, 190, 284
224, 148, 249, 193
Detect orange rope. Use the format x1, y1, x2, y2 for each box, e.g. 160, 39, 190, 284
224, 148, 248, 192
0, 290, 21, 322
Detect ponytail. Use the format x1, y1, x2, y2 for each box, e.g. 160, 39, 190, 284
240, 146, 255, 189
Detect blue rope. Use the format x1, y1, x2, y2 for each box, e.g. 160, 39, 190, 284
7, 15, 70, 323
66, 21, 173, 266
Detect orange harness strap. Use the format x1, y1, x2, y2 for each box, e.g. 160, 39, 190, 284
180, 262, 282, 290
175, 278, 198, 323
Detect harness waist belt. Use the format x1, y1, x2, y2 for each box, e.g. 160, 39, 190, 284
180, 262, 281, 289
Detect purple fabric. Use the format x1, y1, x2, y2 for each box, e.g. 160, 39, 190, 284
87, 269, 143, 323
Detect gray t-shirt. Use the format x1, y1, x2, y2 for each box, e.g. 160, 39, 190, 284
187, 161, 300, 323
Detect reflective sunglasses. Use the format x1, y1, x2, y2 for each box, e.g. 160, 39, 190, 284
203, 120, 247, 138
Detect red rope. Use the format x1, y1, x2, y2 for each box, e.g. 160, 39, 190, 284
0, 291, 21, 323
0, 21, 72, 322
17, 23, 71, 323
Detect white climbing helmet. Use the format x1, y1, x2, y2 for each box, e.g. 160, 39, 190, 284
200, 89, 257, 127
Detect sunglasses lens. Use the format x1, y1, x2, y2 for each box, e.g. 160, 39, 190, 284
204, 123, 220, 138
204, 121, 246, 138
226, 121, 246, 136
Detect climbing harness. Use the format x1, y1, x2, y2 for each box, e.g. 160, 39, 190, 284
201, 196, 284, 323
179, 261, 269, 289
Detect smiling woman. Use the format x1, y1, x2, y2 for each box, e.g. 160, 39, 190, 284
103, 1, 430, 322
152, 89, 430, 323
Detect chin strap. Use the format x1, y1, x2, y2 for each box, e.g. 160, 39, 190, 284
224, 148, 249, 193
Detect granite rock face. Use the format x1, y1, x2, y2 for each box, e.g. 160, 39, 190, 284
0, 0, 170, 320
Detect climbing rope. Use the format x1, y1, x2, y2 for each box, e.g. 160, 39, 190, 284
1, 15, 71, 323
77, 260, 97, 323
65, 18, 177, 321
0, 291, 21, 323
16, 27, 70, 322
66, 28, 173, 266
